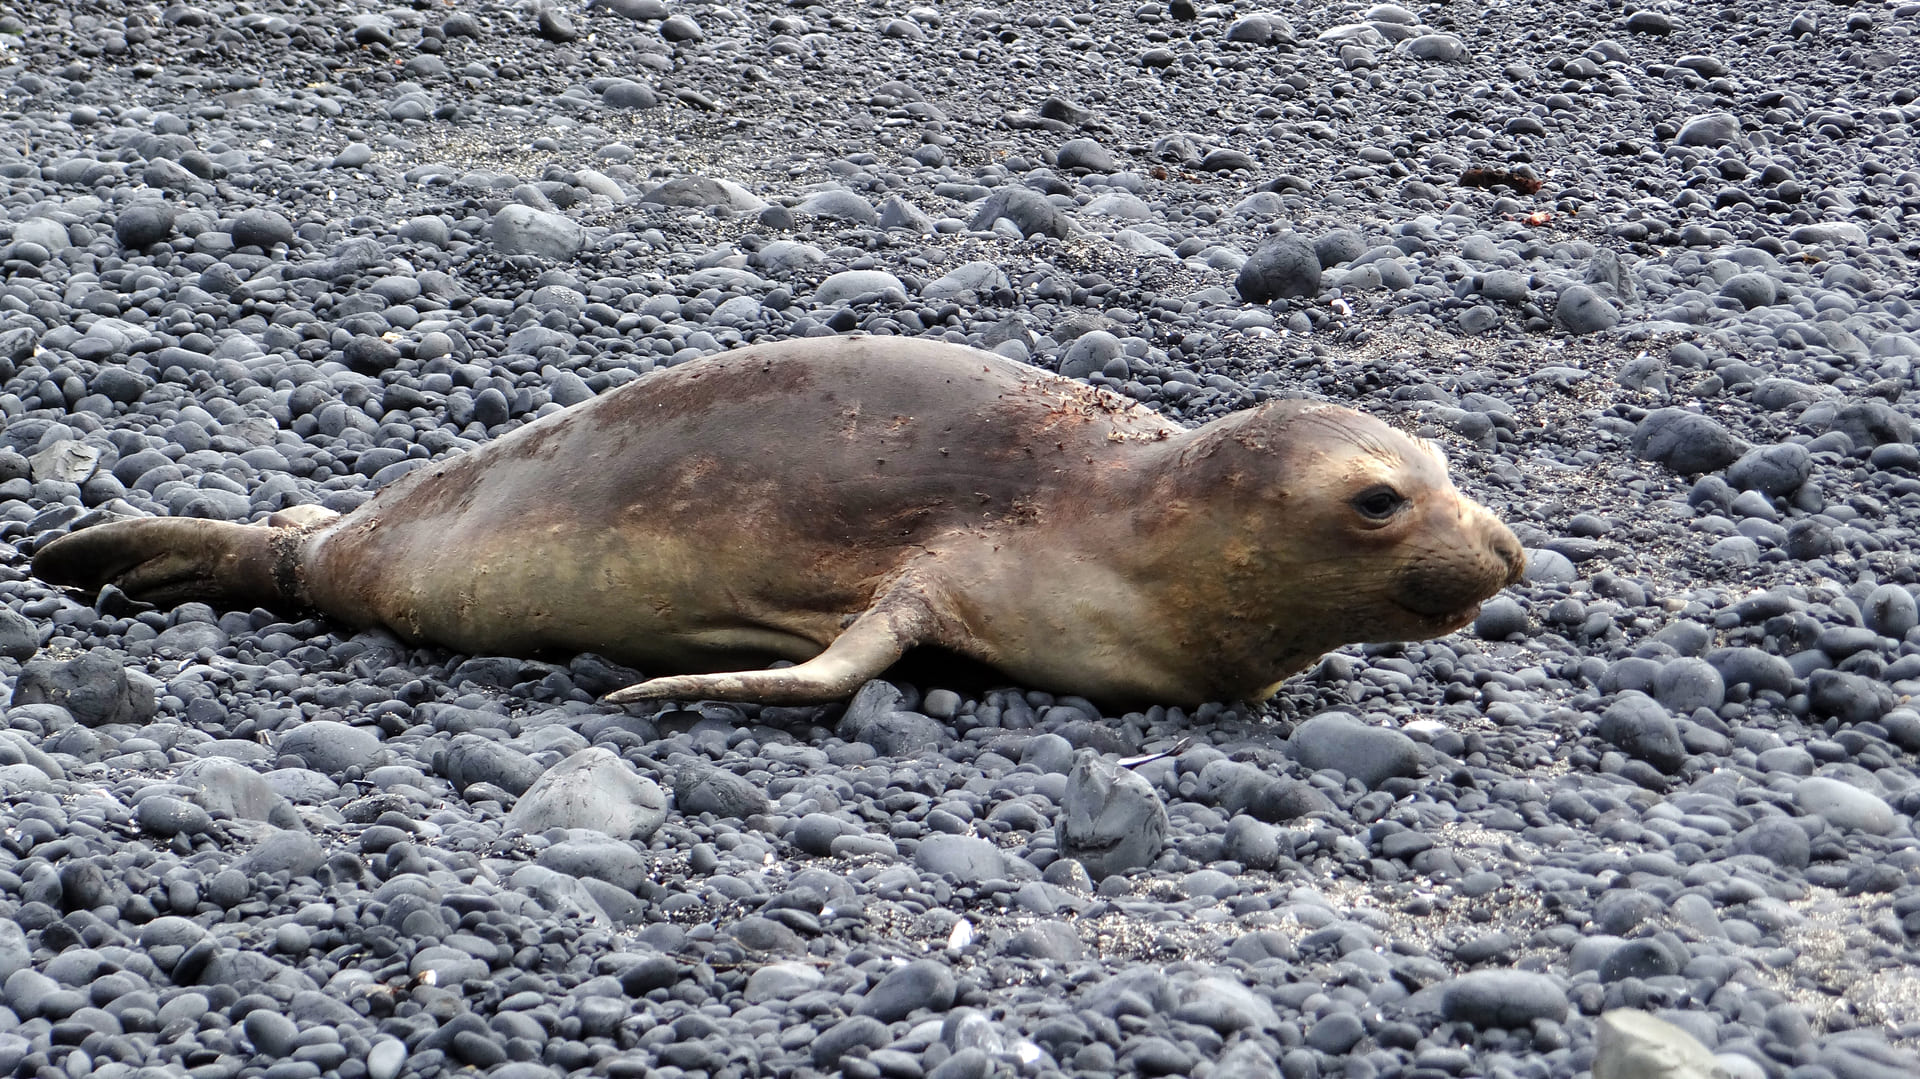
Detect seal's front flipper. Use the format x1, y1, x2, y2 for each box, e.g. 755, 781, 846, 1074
603, 587, 937, 706
32, 517, 298, 610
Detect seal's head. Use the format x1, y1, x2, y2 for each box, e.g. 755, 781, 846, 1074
1165, 400, 1527, 696
1281, 402, 1525, 630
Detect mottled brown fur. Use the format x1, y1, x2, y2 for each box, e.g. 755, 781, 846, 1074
33, 337, 1525, 707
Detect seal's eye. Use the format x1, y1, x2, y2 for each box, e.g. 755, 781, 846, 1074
1352, 485, 1406, 522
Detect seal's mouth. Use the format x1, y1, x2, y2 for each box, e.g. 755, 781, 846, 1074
1394, 599, 1483, 635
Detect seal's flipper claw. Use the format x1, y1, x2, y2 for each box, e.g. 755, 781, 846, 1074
602, 587, 936, 706
602, 673, 749, 705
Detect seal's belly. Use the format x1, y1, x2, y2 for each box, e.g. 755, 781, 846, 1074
308, 507, 884, 672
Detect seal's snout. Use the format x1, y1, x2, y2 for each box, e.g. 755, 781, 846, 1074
1391, 503, 1525, 622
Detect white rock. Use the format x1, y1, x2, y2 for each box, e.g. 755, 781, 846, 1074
1593, 1010, 1727, 1079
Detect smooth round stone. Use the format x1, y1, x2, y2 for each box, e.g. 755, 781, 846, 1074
1675, 113, 1740, 147
1594, 1010, 1720, 1079
745, 962, 824, 1003
1235, 232, 1321, 301
1399, 33, 1467, 61
243, 1010, 299, 1057
1288, 712, 1423, 789
1056, 138, 1114, 172
602, 80, 658, 108
812, 269, 904, 305
1554, 283, 1620, 334
1631, 409, 1746, 475
1475, 596, 1530, 638
1440, 971, 1570, 1026
276, 720, 383, 773
230, 208, 296, 248
854, 960, 956, 1022
1795, 777, 1894, 835
1732, 817, 1811, 869
1720, 272, 1776, 310
367, 1038, 406, 1079
115, 203, 177, 249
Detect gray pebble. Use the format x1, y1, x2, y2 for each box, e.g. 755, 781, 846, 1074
675, 763, 772, 818
855, 959, 956, 1021
1554, 283, 1620, 334
915, 833, 1036, 881
1439, 970, 1570, 1027
505, 747, 667, 839
1289, 712, 1424, 788
1055, 138, 1113, 172
1674, 112, 1740, 147
1235, 232, 1321, 302
1595, 692, 1686, 773
229, 208, 295, 249
1795, 777, 1894, 835
1055, 751, 1168, 877
277, 720, 384, 773
1475, 596, 1531, 639
1726, 443, 1810, 495
813, 269, 903, 305
486, 205, 584, 261
1631, 408, 1748, 474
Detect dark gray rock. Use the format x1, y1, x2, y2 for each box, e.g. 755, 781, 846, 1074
1865, 584, 1919, 639
505, 748, 667, 839
969, 187, 1072, 239
1731, 818, 1810, 868
1630, 408, 1748, 474
1808, 669, 1894, 724
1439, 971, 1570, 1027
538, 835, 650, 893
11, 650, 156, 726
1055, 751, 1168, 878
915, 834, 1038, 882
0, 607, 39, 661
440, 734, 543, 795
1554, 284, 1619, 334
675, 763, 771, 818
1055, 138, 1114, 172
115, 203, 176, 249
1289, 712, 1424, 788
1595, 692, 1686, 773
855, 959, 956, 1021
1235, 232, 1321, 302
277, 720, 384, 773
229, 208, 295, 248
486, 205, 583, 260
812, 1016, 889, 1068
1831, 401, 1912, 449
1726, 443, 1811, 495
236, 830, 326, 879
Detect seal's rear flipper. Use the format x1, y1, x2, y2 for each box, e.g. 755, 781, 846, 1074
603, 585, 937, 706
32, 517, 297, 610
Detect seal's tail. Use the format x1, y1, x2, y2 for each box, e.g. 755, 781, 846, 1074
32, 518, 294, 610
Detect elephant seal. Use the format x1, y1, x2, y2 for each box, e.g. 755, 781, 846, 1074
33, 337, 1524, 707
